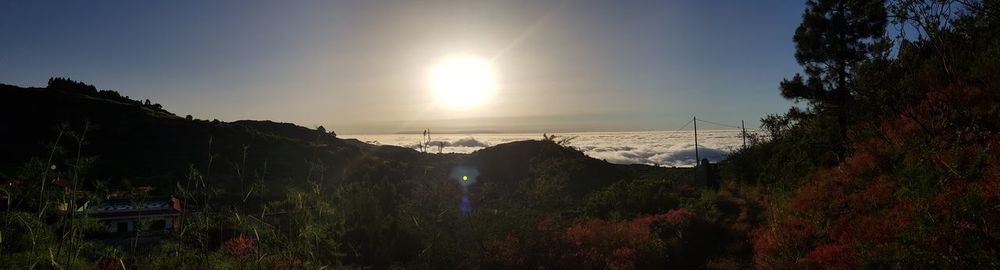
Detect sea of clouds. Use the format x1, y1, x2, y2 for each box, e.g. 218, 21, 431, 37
343, 130, 753, 167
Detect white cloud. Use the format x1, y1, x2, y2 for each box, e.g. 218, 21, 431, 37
344, 130, 750, 167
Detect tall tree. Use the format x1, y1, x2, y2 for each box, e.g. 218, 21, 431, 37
780, 0, 887, 133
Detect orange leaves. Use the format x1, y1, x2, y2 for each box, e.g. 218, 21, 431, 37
803, 244, 859, 269
224, 234, 256, 260
661, 208, 695, 224
98, 258, 122, 270
843, 150, 881, 176
756, 150, 908, 268
981, 175, 1000, 201
489, 235, 527, 267
756, 168, 905, 268
755, 82, 1000, 268
565, 218, 650, 247
272, 257, 303, 270
488, 210, 700, 270
752, 217, 819, 268
563, 215, 665, 270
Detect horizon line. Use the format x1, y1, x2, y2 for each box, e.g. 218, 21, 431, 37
339, 128, 760, 136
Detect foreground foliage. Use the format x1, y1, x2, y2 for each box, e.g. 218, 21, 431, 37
2, 0, 999, 269
737, 0, 1000, 268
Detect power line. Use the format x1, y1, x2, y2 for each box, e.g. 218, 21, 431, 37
672, 118, 693, 133
695, 118, 742, 129
659, 118, 694, 141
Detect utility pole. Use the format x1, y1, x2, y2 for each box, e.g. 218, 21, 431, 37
693, 116, 699, 164
742, 120, 747, 149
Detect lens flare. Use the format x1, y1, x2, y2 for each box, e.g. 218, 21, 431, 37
460, 195, 471, 216
450, 166, 479, 188
450, 166, 479, 218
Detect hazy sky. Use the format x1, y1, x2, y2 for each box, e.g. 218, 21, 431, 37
1, 0, 803, 134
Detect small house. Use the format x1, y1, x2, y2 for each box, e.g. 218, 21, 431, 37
695, 158, 721, 189
85, 197, 183, 233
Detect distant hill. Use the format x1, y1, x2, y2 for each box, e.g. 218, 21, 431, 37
1, 80, 367, 197
0, 79, 708, 269
0, 78, 677, 201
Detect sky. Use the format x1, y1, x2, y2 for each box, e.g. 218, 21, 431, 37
1, 0, 804, 134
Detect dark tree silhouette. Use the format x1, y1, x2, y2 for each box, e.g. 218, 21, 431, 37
47, 77, 98, 94
780, 0, 887, 133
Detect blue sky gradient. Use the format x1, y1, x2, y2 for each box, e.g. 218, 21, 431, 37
1, 0, 805, 134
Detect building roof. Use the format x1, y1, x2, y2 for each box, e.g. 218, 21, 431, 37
84, 199, 182, 219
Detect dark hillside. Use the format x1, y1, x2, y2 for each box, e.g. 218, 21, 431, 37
0, 79, 681, 200
470, 140, 637, 195
1, 81, 361, 197
0, 79, 705, 269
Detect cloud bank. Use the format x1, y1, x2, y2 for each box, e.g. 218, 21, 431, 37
406, 137, 491, 149
346, 130, 749, 167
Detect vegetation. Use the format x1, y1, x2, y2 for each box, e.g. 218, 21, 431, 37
1, 80, 715, 268
1, 0, 998, 269
727, 0, 1000, 268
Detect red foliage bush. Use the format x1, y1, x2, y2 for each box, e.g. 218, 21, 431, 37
224, 234, 256, 260
489, 210, 701, 270
803, 244, 859, 269
98, 258, 121, 270
272, 256, 303, 270
563, 217, 656, 270
754, 84, 1000, 268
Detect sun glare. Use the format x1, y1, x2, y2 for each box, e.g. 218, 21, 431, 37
428, 55, 497, 109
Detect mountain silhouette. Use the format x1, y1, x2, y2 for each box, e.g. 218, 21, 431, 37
0, 79, 679, 201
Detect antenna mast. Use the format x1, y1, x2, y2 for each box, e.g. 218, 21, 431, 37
742, 120, 747, 149
693, 116, 699, 164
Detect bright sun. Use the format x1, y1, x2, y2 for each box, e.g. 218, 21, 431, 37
428, 55, 497, 109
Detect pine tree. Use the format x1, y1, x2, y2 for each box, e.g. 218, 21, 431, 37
780, 0, 887, 134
